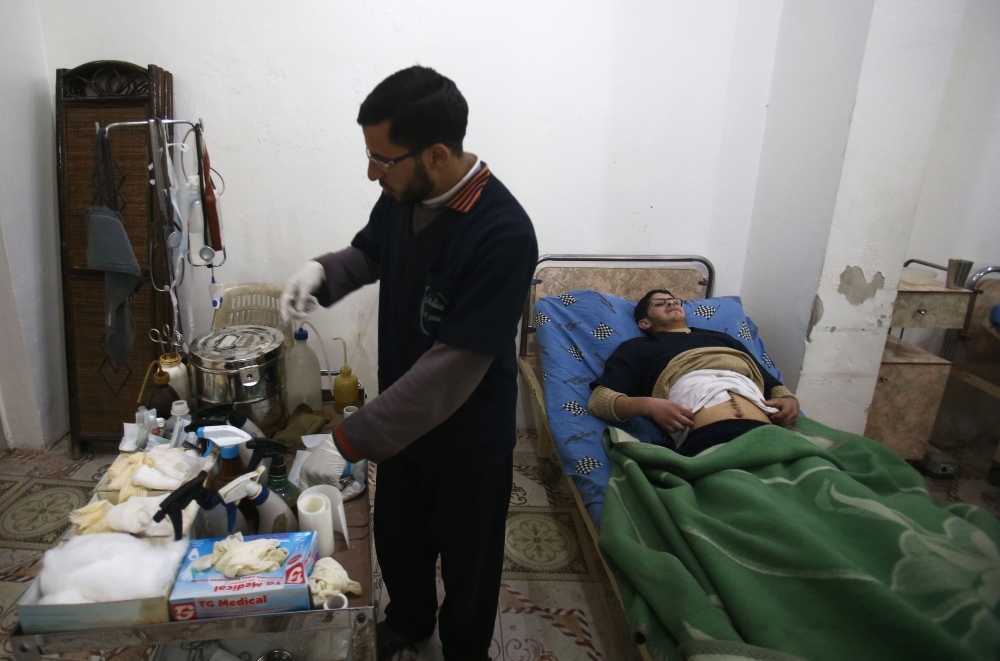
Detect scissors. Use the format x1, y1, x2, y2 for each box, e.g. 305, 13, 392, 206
149, 324, 174, 355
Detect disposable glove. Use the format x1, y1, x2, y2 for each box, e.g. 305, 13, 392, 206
301, 436, 348, 489
308, 557, 363, 607
280, 260, 326, 323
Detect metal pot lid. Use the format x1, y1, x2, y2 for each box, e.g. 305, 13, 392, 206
190, 325, 284, 371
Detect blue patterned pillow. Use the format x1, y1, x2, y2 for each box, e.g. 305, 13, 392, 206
680, 296, 782, 382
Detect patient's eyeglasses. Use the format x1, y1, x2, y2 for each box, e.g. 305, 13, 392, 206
366, 148, 421, 173
649, 297, 682, 309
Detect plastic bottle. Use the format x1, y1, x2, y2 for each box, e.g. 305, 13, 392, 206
166, 400, 192, 446
146, 369, 179, 417
210, 446, 246, 490
285, 328, 323, 412
333, 366, 359, 414
266, 452, 301, 515
158, 353, 190, 405
218, 468, 299, 534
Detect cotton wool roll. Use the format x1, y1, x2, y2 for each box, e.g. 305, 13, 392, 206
38, 533, 188, 605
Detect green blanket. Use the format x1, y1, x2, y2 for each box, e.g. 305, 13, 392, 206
599, 417, 1000, 661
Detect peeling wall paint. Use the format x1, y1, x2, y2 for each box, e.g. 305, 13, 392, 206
837, 265, 885, 305
806, 295, 824, 342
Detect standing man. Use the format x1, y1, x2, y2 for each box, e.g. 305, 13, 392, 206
280, 66, 538, 660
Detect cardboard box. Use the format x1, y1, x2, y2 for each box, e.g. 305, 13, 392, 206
169, 531, 318, 621
15, 536, 180, 634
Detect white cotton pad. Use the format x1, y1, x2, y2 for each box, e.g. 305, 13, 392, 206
38, 533, 188, 604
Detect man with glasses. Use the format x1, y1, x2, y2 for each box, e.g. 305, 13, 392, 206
280, 66, 537, 660
588, 289, 799, 456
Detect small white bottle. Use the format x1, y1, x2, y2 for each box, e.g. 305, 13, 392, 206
167, 400, 192, 448
285, 327, 323, 412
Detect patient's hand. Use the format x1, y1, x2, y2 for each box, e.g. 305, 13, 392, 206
765, 397, 799, 428
646, 399, 695, 433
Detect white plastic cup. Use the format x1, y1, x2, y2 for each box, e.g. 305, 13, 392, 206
323, 593, 348, 610
343, 406, 358, 418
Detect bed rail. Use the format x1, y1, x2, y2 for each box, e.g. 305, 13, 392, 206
518, 254, 715, 357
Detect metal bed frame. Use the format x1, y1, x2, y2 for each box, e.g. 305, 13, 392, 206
516, 254, 715, 658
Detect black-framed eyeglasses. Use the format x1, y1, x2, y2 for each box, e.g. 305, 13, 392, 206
366, 148, 421, 173
649, 297, 682, 309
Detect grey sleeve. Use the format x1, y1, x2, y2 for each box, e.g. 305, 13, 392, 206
313, 246, 379, 307
338, 342, 493, 463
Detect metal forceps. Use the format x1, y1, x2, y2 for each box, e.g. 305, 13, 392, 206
149, 325, 174, 355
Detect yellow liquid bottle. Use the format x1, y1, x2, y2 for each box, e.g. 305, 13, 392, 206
333, 365, 359, 414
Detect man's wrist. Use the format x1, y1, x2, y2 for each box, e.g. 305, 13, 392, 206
770, 386, 797, 402
332, 424, 363, 463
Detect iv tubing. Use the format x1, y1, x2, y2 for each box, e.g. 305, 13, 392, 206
331, 337, 349, 368
301, 321, 334, 391
137, 360, 160, 404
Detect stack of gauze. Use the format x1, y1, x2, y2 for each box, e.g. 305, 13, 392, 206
38, 533, 187, 604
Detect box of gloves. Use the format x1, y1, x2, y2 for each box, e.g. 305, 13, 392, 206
169, 531, 319, 620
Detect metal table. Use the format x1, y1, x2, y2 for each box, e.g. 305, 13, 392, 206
12, 405, 376, 661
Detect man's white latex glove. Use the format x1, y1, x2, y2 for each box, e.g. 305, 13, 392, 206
280, 260, 326, 323
301, 437, 349, 489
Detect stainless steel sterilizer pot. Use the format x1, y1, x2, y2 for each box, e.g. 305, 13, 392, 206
190, 325, 287, 435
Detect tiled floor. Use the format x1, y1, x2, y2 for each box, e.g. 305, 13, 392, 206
0, 432, 996, 661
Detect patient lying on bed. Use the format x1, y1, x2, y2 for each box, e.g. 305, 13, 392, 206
588, 290, 799, 456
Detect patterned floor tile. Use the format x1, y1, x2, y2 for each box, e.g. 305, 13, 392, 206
499, 580, 642, 661
511, 464, 550, 508
504, 507, 599, 582
957, 479, 1000, 518
63, 455, 115, 483
515, 430, 539, 453
0, 550, 42, 583
0, 581, 31, 661
0, 479, 95, 550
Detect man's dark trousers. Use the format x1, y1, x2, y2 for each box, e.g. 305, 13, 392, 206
375, 444, 513, 659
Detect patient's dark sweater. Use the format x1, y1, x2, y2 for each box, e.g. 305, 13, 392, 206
590, 328, 786, 399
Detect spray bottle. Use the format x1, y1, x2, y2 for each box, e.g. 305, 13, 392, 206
190, 403, 265, 467
152, 470, 248, 539
218, 467, 298, 534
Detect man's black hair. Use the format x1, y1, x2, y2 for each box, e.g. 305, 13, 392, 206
634, 289, 675, 323
357, 66, 468, 155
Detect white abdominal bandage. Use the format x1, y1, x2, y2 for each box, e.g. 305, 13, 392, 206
668, 369, 778, 447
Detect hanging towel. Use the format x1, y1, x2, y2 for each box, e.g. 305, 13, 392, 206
86, 206, 141, 368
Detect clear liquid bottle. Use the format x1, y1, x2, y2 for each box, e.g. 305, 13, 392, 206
285, 328, 323, 412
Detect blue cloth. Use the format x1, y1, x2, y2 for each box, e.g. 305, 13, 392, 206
534, 290, 782, 525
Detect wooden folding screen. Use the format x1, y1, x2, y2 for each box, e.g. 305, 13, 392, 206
56, 61, 173, 456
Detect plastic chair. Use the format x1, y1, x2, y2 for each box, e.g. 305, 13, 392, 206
211, 283, 295, 349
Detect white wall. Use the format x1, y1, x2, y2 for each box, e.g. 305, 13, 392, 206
36, 0, 785, 401
907, 0, 1000, 275
796, 0, 967, 433
740, 0, 876, 392
0, 0, 65, 449
7, 0, 994, 441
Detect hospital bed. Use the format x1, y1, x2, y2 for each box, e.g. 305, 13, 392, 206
515, 255, 1000, 661
517, 254, 718, 520
517, 255, 717, 660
